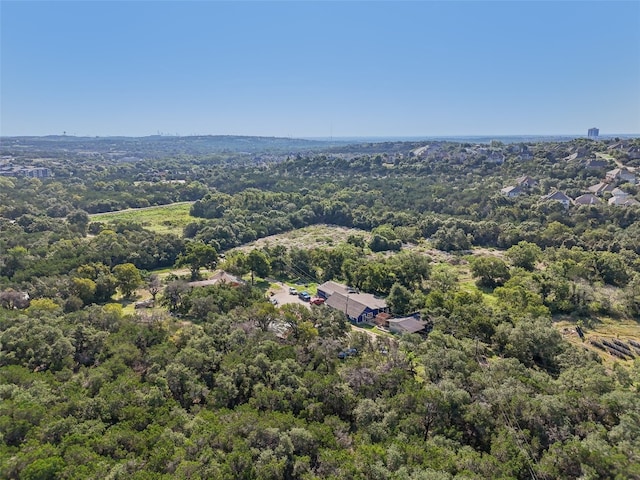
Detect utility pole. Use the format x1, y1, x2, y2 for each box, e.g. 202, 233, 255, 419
345, 294, 350, 321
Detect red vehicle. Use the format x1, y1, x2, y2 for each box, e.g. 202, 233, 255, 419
310, 297, 325, 305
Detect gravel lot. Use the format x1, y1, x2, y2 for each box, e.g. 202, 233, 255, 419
268, 282, 312, 308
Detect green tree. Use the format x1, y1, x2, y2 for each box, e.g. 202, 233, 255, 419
176, 241, 218, 280
431, 226, 472, 252
387, 283, 413, 315
246, 249, 270, 285
1, 246, 29, 278
162, 280, 189, 313
66, 209, 90, 236
0, 317, 74, 371
22, 456, 65, 480
469, 256, 510, 289
71, 277, 97, 305
113, 263, 142, 298
76, 263, 117, 302
505, 241, 541, 271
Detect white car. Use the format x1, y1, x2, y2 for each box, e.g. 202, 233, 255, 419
289, 287, 298, 295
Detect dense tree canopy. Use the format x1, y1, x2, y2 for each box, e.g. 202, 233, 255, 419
1, 136, 640, 478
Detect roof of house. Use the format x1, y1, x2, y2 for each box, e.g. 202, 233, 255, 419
608, 196, 640, 206
588, 182, 616, 194
607, 167, 635, 178
500, 185, 523, 195
317, 280, 354, 297
542, 191, 572, 202
325, 291, 388, 319
516, 175, 537, 185
573, 194, 601, 205
611, 188, 630, 197
584, 159, 609, 169
387, 316, 429, 334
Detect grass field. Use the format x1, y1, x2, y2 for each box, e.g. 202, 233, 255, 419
90, 202, 195, 235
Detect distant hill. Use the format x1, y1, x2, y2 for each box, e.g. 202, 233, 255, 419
0, 135, 344, 157
3, 134, 638, 160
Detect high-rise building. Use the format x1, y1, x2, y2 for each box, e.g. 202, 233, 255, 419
588, 127, 599, 139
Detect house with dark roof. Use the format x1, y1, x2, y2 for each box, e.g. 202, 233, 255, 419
317, 280, 354, 299
541, 190, 572, 208
627, 146, 640, 160
573, 194, 601, 206
588, 182, 616, 196
318, 280, 390, 324
583, 158, 609, 170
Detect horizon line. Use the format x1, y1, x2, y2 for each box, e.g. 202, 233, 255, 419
2, 133, 639, 140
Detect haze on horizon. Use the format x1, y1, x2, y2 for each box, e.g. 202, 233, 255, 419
2, 1, 639, 138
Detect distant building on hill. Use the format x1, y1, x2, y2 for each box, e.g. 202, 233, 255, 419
588, 127, 599, 139
573, 193, 601, 206
500, 185, 524, 198
541, 190, 572, 208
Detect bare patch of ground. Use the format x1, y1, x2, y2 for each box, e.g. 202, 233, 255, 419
554, 316, 640, 367
233, 224, 372, 252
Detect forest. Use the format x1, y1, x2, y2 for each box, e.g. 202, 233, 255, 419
1, 135, 640, 479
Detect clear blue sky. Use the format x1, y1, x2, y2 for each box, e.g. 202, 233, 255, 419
2, 1, 639, 137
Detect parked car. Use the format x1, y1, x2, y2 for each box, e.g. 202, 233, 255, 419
310, 297, 325, 305
337, 348, 358, 359
288, 287, 298, 295
298, 291, 311, 301
270, 297, 278, 305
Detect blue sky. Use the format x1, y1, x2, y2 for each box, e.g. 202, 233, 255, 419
2, 1, 639, 137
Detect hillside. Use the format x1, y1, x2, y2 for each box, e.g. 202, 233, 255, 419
1, 136, 640, 479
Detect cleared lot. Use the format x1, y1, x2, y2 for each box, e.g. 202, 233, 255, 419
269, 282, 312, 308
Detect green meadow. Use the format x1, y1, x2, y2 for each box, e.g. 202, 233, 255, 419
90, 202, 195, 235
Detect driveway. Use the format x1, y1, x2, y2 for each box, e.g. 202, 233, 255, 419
268, 282, 312, 308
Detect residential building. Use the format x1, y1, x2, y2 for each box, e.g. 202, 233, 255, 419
541, 190, 572, 208
583, 159, 609, 170
611, 188, 630, 198
587, 182, 616, 196
317, 280, 354, 299
387, 316, 430, 335
608, 196, 640, 207
516, 175, 538, 188
606, 168, 636, 185
318, 280, 390, 324
573, 194, 601, 206
0, 165, 52, 178
500, 185, 524, 198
